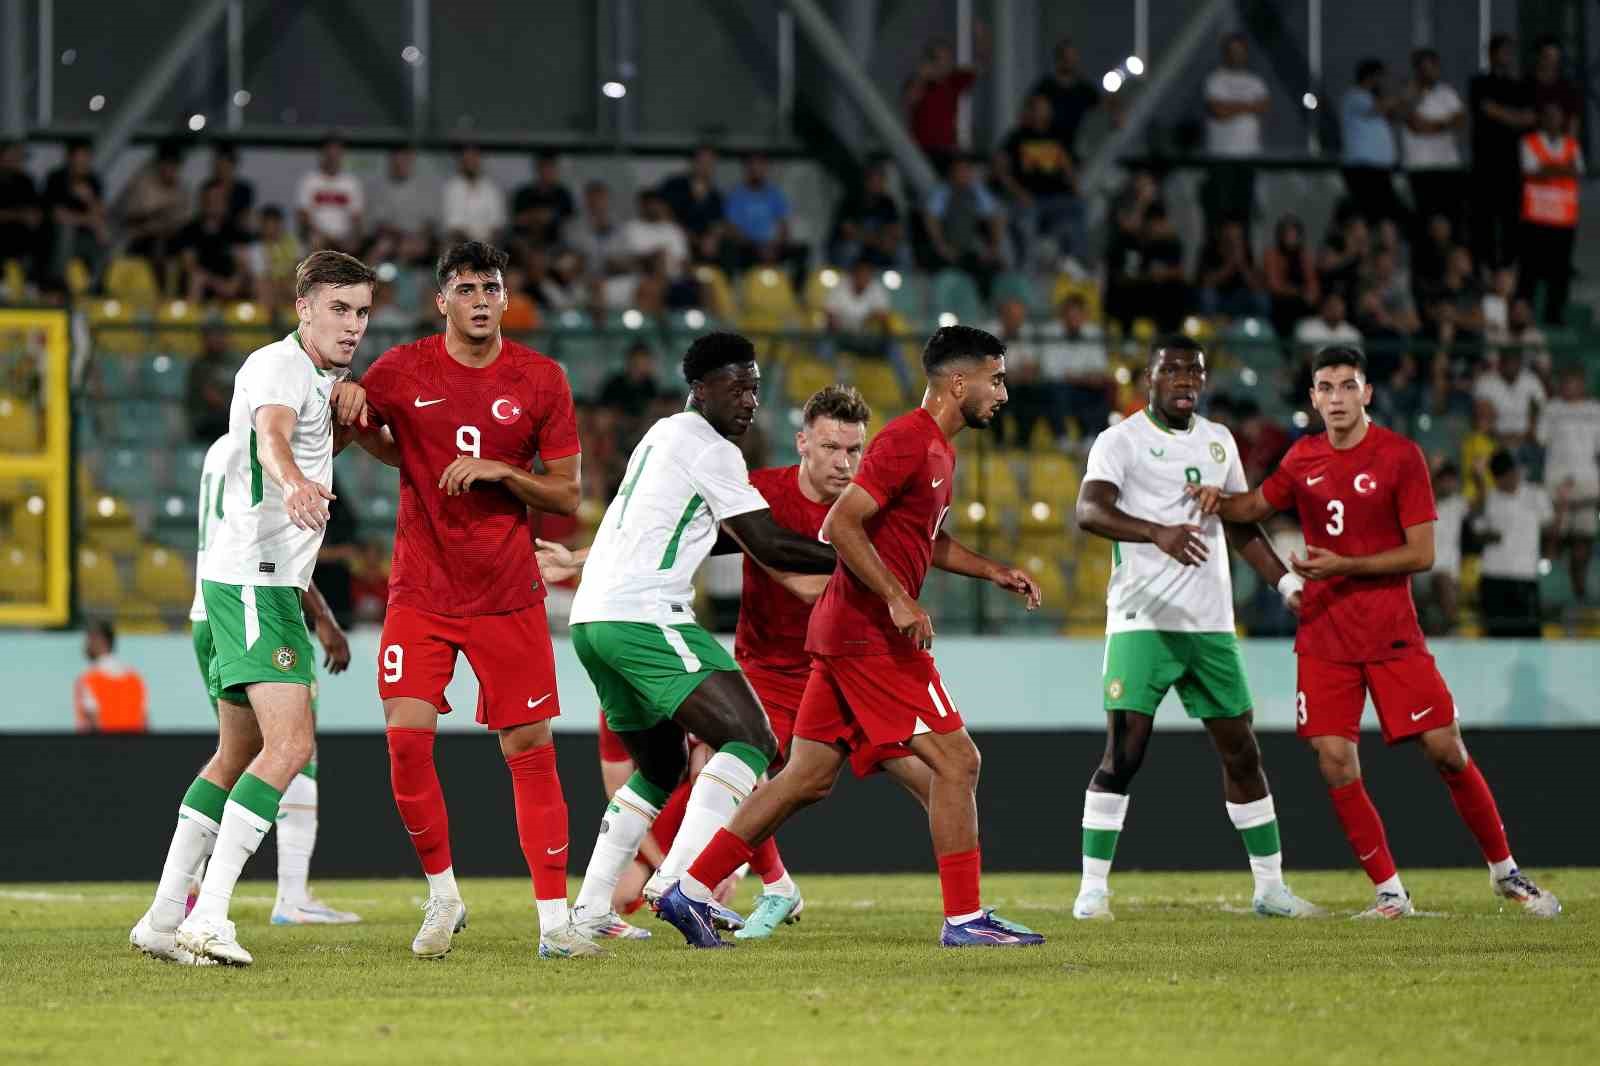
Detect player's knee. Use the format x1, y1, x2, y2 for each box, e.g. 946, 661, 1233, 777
1220, 737, 1263, 783
936, 740, 981, 791
279, 734, 316, 775
1315, 748, 1360, 787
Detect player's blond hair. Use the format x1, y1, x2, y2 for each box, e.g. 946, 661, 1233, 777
295, 250, 377, 300
802, 384, 871, 427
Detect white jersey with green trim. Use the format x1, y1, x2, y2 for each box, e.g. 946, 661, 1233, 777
1083, 408, 1248, 634
198, 332, 345, 591
189, 436, 234, 621
570, 410, 769, 626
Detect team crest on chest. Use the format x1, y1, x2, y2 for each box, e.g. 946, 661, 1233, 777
1353, 472, 1377, 495
490, 396, 522, 425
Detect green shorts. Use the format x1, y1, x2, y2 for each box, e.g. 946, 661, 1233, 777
200, 580, 316, 702
571, 620, 739, 734
1102, 630, 1252, 719
193, 615, 318, 714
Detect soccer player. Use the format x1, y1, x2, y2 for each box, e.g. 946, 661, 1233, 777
656, 325, 1047, 949
1192, 345, 1560, 918
188, 434, 361, 926
1072, 335, 1321, 921
130, 250, 377, 966
354, 241, 599, 959
563, 332, 840, 942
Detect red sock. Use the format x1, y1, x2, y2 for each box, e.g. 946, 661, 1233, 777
936, 847, 982, 919
1328, 780, 1398, 885
386, 727, 452, 876
648, 778, 692, 853
1441, 760, 1512, 864
748, 835, 787, 885
686, 828, 753, 891
505, 743, 569, 902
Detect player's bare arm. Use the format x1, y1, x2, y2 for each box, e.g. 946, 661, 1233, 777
720, 509, 836, 574
1079, 479, 1208, 565
347, 425, 400, 467
439, 452, 581, 515
254, 404, 334, 530
753, 560, 831, 605
327, 379, 369, 428
822, 484, 934, 649
301, 580, 351, 673
932, 530, 1041, 610
1224, 521, 1302, 614
1291, 521, 1435, 580
1187, 482, 1278, 524
534, 539, 587, 584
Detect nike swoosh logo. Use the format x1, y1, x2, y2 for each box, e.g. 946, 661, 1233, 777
1410, 706, 1433, 721
1150, 448, 1164, 458
414, 397, 445, 407
1359, 848, 1380, 861
527, 693, 552, 710
545, 844, 569, 856
1307, 476, 1325, 485
406, 826, 429, 836
931, 478, 945, 488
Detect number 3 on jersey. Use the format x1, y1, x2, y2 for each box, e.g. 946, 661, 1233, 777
1325, 499, 1344, 536
456, 425, 480, 458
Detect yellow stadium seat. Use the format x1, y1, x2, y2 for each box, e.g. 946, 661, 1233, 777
847, 358, 904, 414
784, 356, 835, 408
0, 546, 45, 602
82, 494, 139, 554
88, 298, 153, 355
958, 452, 1024, 509
223, 301, 276, 353
105, 256, 161, 306
154, 300, 203, 357
77, 547, 126, 611
739, 268, 802, 321
1050, 275, 1103, 321
952, 497, 1002, 537
803, 266, 844, 312
1018, 499, 1068, 539
1026, 452, 1082, 504
65, 257, 92, 297
8, 494, 48, 548
694, 265, 736, 320
2, 259, 24, 299
1018, 551, 1068, 608
133, 543, 193, 607
115, 599, 165, 632
0, 394, 40, 451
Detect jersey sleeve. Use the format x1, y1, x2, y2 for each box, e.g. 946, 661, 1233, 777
1220, 429, 1249, 493
1394, 442, 1438, 528
1259, 443, 1299, 512
853, 424, 925, 507
358, 349, 402, 426
235, 345, 314, 416
1082, 428, 1128, 488
692, 441, 770, 522
534, 365, 581, 461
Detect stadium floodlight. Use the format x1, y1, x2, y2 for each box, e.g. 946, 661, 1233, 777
1114, 366, 1131, 385
88, 95, 105, 112
232, 90, 251, 108
1302, 92, 1318, 110
1240, 367, 1259, 387
819, 268, 840, 288
684, 308, 706, 329
1103, 70, 1124, 93
938, 311, 958, 327
1126, 55, 1145, 76
621, 308, 644, 329
1030, 501, 1051, 522
61, 49, 77, 66
602, 81, 627, 99
188, 114, 206, 132
96, 497, 115, 518
25, 495, 44, 515
1291, 410, 1310, 428
401, 45, 422, 64
881, 270, 903, 291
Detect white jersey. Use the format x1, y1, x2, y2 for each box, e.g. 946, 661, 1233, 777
570, 410, 769, 626
1083, 409, 1248, 634
199, 332, 344, 591
189, 436, 234, 621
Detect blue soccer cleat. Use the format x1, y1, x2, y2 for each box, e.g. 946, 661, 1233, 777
656, 884, 734, 949
940, 909, 1045, 948
707, 897, 746, 932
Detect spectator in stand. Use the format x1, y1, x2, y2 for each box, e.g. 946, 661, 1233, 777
1420, 245, 1486, 351
441, 144, 506, 243
1474, 343, 1545, 450
1419, 461, 1468, 634
1539, 366, 1600, 602
43, 138, 109, 290
0, 141, 43, 283
598, 342, 666, 448
1263, 214, 1320, 342
823, 258, 891, 335
921, 155, 1005, 300
1517, 100, 1581, 326
1491, 296, 1551, 378
1232, 395, 1291, 486
1027, 38, 1116, 157
295, 136, 364, 250
1132, 202, 1189, 332
1039, 292, 1111, 439
564, 180, 631, 294
1410, 211, 1455, 293
184, 325, 234, 442
206, 144, 255, 229
498, 266, 540, 332
724, 152, 807, 282
1196, 217, 1269, 320
1481, 265, 1518, 336
1474, 449, 1552, 637
829, 158, 905, 269
1402, 48, 1465, 236
1103, 170, 1160, 329
511, 150, 576, 252
73, 620, 147, 734
371, 147, 436, 240
1461, 398, 1499, 504
658, 144, 726, 265
622, 188, 689, 278
1202, 33, 1269, 227
903, 32, 987, 170
1295, 292, 1362, 376
1528, 36, 1581, 137
1340, 59, 1405, 228
536, 247, 588, 312
1355, 247, 1421, 340
986, 297, 1048, 443
992, 92, 1085, 269
175, 179, 252, 304
1317, 213, 1369, 304
114, 140, 188, 266
250, 205, 301, 308
1468, 34, 1535, 270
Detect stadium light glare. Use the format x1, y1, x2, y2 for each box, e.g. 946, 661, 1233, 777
1108, 411, 1124, 426
232, 90, 251, 108
1126, 56, 1145, 76
621, 308, 644, 329
1539, 558, 1553, 576
237, 302, 257, 321
1030, 501, 1050, 521
401, 45, 422, 64
684, 308, 706, 329
188, 114, 206, 132
26, 496, 44, 515
375, 262, 398, 283
1114, 366, 1131, 385
1302, 92, 1318, 110
881, 270, 903, 291
88, 95, 105, 112
164, 498, 183, 517
819, 268, 840, 288
602, 81, 627, 99
96, 497, 115, 518
1240, 367, 1259, 387
1103, 70, 1124, 93
938, 312, 958, 327
1416, 413, 1433, 432
1292, 410, 1310, 428
152, 355, 171, 373
61, 49, 77, 66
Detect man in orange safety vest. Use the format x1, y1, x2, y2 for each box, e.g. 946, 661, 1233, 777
1518, 99, 1582, 325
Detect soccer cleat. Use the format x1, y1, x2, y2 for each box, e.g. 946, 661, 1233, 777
574, 909, 652, 940
1353, 891, 1415, 920
411, 896, 468, 959
940, 910, 1046, 947
733, 892, 805, 940
129, 914, 217, 966
1252, 883, 1326, 918
642, 871, 671, 907
655, 883, 733, 948
538, 921, 606, 959
707, 898, 746, 932
1493, 869, 1562, 918
1072, 887, 1114, 921
271, 898, 363, 925
175, 915, 253, 966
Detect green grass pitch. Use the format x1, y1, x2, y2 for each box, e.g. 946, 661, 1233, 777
2, 870, 1594, 1066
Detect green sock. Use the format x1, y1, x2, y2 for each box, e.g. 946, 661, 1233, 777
1227, 798, 1284, 889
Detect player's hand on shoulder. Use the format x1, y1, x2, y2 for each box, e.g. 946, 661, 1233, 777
284, 477, 335, 530
991, 565, 1042, 610
1185, 483, 1223, 515
888, 591, 935, 651
1290, 545, 1347, 580
1153, 523, 1208, 566
439, 456, 510, 495
329, 380, 370, 427
315, 615, 352, 673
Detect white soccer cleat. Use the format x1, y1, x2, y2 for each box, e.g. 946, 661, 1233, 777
1493, 869, 1561, 918
129, 914, 217, 966
1072, 887, 1114, 921
642, 871, 671, 907
1353, 890, 1415, 920
411, 896, 468, 959
271, 897, 363, 925
176, 914, 253, 965
538, 921, 606, 959
1253, 882, 1327, 918
573, 908, 652, 940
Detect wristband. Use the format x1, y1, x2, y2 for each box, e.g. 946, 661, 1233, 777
1277, 573, 1304, 600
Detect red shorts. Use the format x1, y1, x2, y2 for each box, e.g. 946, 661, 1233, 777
738, 658, 809, 763
378, 603, 562, 730
794, 653, 962, 778
1296, 653, 1456, 745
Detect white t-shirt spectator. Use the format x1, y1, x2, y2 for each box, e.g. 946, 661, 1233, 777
1432, 493, 1469, 578
1474, 370, 1546, 437
622, 218, 689, 276
1204, 69, 1269, 157
1294, 317, 1362, 348
1539, 398, 1600, 496
296, 170, 364, 242
1039, 322, 1109, 379
442, 174, 507, 242
372, 173, 438, 237
1402, 84, 1464, 169
825, 279, 890, 332
1477, 483, 1554, 580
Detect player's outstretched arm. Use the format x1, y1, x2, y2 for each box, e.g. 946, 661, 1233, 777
1291, 521, 1436, 580
255, 404, 334, 530
301, 581, 351, 673
933, 531, 1041, 609
438, 453, 582, 515
1185, 483, 1278, 524
1224, 521, 1303, 614
534, 539, 588, 584
721, 510, 837, 575
344, 425, 399, 467
819, 485, 934, 649
1078, 479, 1208, 566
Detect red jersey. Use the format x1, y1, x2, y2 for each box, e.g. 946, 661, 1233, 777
734, 465, 833, 672
806, 408, 955, 657
1261, 422, 1435, 663
361, 334, 580, 617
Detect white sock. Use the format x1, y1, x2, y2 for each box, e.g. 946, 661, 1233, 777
536, 897, 569, 934
426, 866, 461, 900
656, 752, 758, 884
763, 871, 798, 898
946, 909, 984, 925
149, 805, 221, 930
1080, 790, 1129, 895
191, 799, 274, 924
1225, 796, 1285, 893
275, 772, 317, 907
1375, 874, 1405, 897
1489, 856, 1517, 880
573, 785, 660, 920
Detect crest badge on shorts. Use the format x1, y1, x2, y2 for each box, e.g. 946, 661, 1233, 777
274, 646, 297, 672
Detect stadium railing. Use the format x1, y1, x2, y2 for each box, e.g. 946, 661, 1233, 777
0, 308, 71, 627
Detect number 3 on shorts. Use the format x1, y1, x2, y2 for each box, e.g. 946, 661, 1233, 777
1296, 690, 1308, 726
383, 644, 404, 683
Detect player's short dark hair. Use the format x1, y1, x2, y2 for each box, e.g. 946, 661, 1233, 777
296, 250, 377, 300
1313, 345, 1367, 376
1149, 333, 1205, 365
88, 618, 115, 648
435, 240, 509, 291
1489, 449, 1517, 478
1356, 58, 1384, 83
682, 331, 756, 384
921, 325, 1005, 375
803, 384, 871, 427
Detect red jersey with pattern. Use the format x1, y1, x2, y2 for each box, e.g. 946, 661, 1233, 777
361, 334, 580, 617
734, 465, 834, 671
1261, 422, 1435, 663
806, 408, 955, 657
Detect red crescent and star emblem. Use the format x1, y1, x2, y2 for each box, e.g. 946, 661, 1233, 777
490, 396, 522, 425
